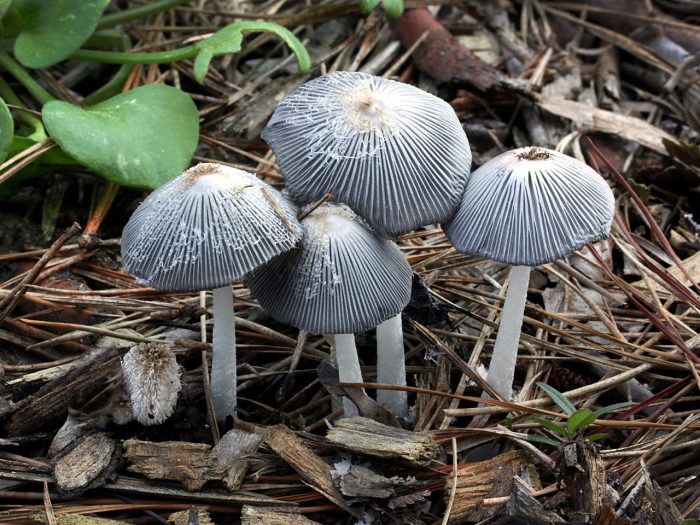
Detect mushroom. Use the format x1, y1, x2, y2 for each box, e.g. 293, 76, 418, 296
262, 71, 471, 416
444, 147, 615, 401
121, 163, 302, 420
246, 203, 412, 416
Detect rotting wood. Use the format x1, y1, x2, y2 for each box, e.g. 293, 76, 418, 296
390, 8, 500, 90
443, 450, 526, 523
561, 441, 609, 519
337, 464, 422, 499
213, 427, 263, 490
263, 424, 357, 517
500, 477, 565, 525
326, 416, 442, 465
5, 348, 120, 436
241, 505, 322, 524
53, 433, 118, 497
638, 477, 683, 525
123, 439, 226, 491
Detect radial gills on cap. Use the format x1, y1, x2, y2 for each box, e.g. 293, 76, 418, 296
262, 71, 472, 237
444, 147, 615, 266
246, 203, 412, 334
122, 163, 303, 292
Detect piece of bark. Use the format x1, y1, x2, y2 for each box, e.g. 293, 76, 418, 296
123, 439, 226, 491
5, 348, 120, 436
390, 8, 499, 90
639, 477, 683, 525
326, 417, 442, 465
53, 433, 118, 497
492, 477, 565, 525
241, 506, 322, 525
168, 508, 215, 525
442, 451, 525, 522
337, 464, 420, 499
212, 428, 263, 490
536, 95, 672, 154
263, 425, 356, 516
561, 441, 608, 518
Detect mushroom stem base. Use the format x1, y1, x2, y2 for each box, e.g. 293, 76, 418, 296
211, 285, 237, 421
376, 314, 408, 417
334, 333, 363, 417
486, 265, 531, 401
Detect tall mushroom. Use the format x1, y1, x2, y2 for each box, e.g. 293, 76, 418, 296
121, 163, 302, 420
246, 203, 412, 416
444, 147, 615, 400
262, 71, 471, 416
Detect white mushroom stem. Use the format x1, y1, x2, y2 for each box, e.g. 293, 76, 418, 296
334, 333, 363, 417
376, 315, 408, 417
486, 265, 531, 400
210, 285, 237, 420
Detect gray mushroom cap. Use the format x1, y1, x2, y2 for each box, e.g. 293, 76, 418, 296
444, 147, 615, 266
261, 71, 472, 237
246, 203, 412, 334
121, 163, 303, 292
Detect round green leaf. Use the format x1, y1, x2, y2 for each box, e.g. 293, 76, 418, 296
14, 0, 110, 68
0, 97, 13, 162
382, 0, 404, 18
43, 84, 199, 189
193, 21, 311, 83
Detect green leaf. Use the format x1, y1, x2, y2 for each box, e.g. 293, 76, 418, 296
585, 433, 607, 443
358, 0, 380, 14
594, 402, 635, 418
193, 21, 311, 83
14, 0, 110, 68
527, 434, 562, 449
0, 0, 12, 22
533, 418, 568, 437
43, 84, 199, 189
566, 408, 596, 434
537, 382, 576, 415
382, 0, 404, 18
0, 97, 13, 162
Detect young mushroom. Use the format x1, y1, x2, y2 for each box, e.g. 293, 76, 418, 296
121, 163, 302, 421
262, 71, 471, 416
246, 203, 412, 416
444, 147, 615, 401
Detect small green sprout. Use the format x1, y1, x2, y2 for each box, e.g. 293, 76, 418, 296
529, 382, 633, 450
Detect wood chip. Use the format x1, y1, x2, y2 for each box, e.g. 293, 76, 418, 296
30, 514, 127, 525
337, 464, 420, 499
123, 439, 226, 491
53, 433, 118, 497
212, 428, 263, 490
263, 425, 356, 516
326, 417, 442, 465
444, 450, 526, 522
241, 506, 321, 524
562, 441, 608, 517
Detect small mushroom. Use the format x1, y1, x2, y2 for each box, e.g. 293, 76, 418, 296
263, 71, 472, 417
261, 71, 472, 237
246, 203, 412, 416
444, 147, 615, 400
121, 163, 302, 420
